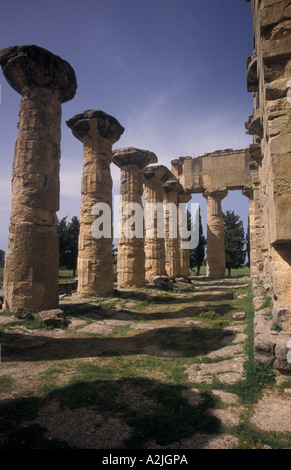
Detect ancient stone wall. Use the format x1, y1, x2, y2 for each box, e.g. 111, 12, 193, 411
245, 0, 291, 372
172, 149, 252, 279
171, 148, 252, 194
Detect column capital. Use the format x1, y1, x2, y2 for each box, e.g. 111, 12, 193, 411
0, 45, 77, 103
178, 190, 192, 204
144, 164, 172, 182
163, 174, 183, 194
66, 109, 124, 145
113, 147, 157, 169
242, 187, 253, 199
202, 188, 228, 201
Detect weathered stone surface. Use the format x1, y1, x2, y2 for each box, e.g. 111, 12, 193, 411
144, 165, 172, 282
113, 147, 157, 169
15, 308, 34, 320
66, 109, 124, 144
186, 355, 248, 385
232, 312, 246, 320
171, 149, 251, 194
38, 309, 66, 328
0, 46, 76, 313
0, 45, 77, 103
67, 110, 124, 297
163, 174, 184, 277
246, 0, 291, 350
113, 147, 157, 288
203, 190, 227, 279
251, 398, 291, 432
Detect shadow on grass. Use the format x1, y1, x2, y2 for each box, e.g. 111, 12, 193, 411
115, 289, 235, 304
0, 376, 221, 449
60, 299, 236, 322
0, 325, 235, 362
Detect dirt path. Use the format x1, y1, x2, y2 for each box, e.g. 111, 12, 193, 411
0, 276, 290, 449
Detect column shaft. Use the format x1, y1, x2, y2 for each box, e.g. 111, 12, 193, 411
79, 139, 114, 296
204, 190, 227, 279
67, 110, 124, 297
144, 166, 171, 281
118, 165, 145, 287
163, 177, 183, 277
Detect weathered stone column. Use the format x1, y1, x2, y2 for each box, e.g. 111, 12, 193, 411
144, 165, 172, 282
113, 147, 157, 288
66, 110, 124, 297
163, 175, 183, 277
243, 187, 257, 277
178, 191, 192, 276
0, 45, 77, 312
203, 189, 227, 279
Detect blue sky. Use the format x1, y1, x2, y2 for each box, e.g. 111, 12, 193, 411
0, 0, 254, 251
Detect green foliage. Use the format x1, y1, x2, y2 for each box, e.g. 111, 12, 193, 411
223, 210, 246, 277
189, 208, 206, 274
57, 216, 79, 276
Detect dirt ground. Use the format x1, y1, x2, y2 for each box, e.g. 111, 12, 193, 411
0, 276, 290, 450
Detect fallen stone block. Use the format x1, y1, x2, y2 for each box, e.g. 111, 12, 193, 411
37, 309, 66, 328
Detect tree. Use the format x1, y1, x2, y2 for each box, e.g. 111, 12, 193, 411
223, 210, 246, 277
57, 216, 80, 276
246, 216, 250, 267
189, 207, 206, 275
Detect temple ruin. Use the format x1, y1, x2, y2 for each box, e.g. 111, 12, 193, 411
0, 0, 290, 374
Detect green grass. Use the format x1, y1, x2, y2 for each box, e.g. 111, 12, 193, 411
191, 265, 250, 277
59, 268, 77, 282
0, 267, 76, 284
0, 266, 251, 284
217, 285, 276, 404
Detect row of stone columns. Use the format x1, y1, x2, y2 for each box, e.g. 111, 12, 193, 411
112, 147, 158, 289
0, 44, 195, 312
0, 44, 228, 314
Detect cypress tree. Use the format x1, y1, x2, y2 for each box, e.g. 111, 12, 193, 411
223, 210, 246, 277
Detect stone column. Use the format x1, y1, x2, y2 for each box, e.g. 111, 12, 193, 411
0, 45, 77, 312
66, 110, 124, 297
178, 191, 192, 276
163, 175, 183, 277
143, 165, 172, 282
203, 189, 227, 279
113, 147, 157, 288
243, 187, 257, 277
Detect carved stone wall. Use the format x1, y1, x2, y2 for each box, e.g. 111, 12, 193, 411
246, 0, 291, 332
244, 0, 291, 373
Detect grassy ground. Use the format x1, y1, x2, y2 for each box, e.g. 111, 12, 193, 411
0, 266, 250, 283
0, 268, 290, 449
190, 265, 250, 278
